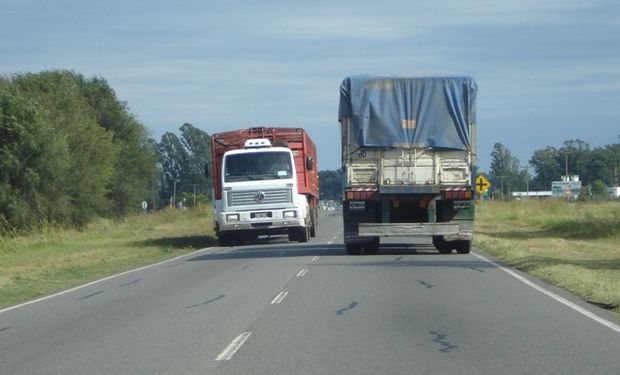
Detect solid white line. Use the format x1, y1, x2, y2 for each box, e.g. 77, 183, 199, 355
296, 269, 309, 277
215, 331, 252, 361
271, 291, 289, 304
0, 247, 216, 315
312, 256, 320, 261
472, 252, 620, 334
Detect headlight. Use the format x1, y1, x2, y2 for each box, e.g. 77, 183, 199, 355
226, 213, 240, 222
283, 210, 297, 218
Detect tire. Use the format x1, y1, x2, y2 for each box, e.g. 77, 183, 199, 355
365, 237, 380, 254
433, 236, 452, 254
345, 242, 362, 255
310, 212, 317, 238
298, 224, 310, 243
290, 225, 309, 243
455, 240, 471, 254
218, 233, 232, 247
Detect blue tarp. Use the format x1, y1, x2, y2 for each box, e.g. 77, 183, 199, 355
338, 75, 477, 150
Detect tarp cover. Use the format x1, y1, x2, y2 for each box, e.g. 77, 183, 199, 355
338, 75, 477, 150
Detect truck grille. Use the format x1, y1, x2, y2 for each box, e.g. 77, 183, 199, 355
228, 189, 292, 207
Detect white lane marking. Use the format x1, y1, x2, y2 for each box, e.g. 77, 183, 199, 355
0, 247, 217, 315
215, 331, 252, 361
271, 291, 289, 304
297, 269, 309, 277
312, 256, 320, 261
278, 251, 286, 256
472, 252, 620, 334
327, 241, 333, 245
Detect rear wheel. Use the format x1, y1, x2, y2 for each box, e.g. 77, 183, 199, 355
433, 236, 452, 254
365, 237, 380, 254
310, 210, 317, 237
345, 242, 362, 255
455, 240, 471, 254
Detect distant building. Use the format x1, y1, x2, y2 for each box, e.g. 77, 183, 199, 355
512, 191, 552, 199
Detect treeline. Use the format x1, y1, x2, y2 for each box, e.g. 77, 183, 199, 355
1, 71, 159, 234
488, 139, 620, 198
0, 70, 212, 235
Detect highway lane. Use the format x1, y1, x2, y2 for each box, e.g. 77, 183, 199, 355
1, 211, 619, 374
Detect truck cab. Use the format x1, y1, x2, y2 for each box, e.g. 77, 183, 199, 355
212, 135, 316, 246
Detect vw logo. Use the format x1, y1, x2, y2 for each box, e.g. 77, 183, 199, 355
254, 191, 265, 202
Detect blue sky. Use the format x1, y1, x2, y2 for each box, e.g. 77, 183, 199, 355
2, 0, 619, 171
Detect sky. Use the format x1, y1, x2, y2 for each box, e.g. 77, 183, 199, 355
2, 0, 619, 172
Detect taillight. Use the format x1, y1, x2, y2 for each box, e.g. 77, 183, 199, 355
441, 189, 472, 200
345, 190, 375, 200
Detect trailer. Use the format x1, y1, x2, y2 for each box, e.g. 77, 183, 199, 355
338, 75, 477, 254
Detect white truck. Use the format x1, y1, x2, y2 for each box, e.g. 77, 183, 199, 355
209, 127, 319, 246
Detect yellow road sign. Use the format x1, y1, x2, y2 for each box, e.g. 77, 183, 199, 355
475, 175, 491, 193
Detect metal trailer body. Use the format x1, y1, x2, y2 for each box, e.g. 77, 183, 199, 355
338, 75, 477, 254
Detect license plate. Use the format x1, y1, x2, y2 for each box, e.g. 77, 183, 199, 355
252, 212, 271, 219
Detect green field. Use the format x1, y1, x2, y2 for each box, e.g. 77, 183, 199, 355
474, 200, 620, 315
1, 201, 618, 316
0, 208, 216, 309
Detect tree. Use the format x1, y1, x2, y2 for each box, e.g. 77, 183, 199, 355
529, 146, 562, 190
10, 71, 118, 227
559, 139, 591, 183
179, 123, 212, 201
319, 169, 344, 200
0, 89, 47, 233
82, 77, 158, 216
489, 143, 521, 198
158, 132, 189, 206
1, 70, 159, 232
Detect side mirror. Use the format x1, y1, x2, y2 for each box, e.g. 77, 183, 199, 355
306, 156, 314, 171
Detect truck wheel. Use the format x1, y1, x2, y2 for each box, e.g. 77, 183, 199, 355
309, 208, 317, 238
290, 226, 309, 243
345, 242, 362, 255
433, 236, 452, 254
365, 237, 380, 254
298, 225, 310, 243
455, 240, 471, 254
218, 233, 232, 247
310, 217, 316, 238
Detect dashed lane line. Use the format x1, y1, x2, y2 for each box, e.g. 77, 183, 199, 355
215, 331, 252, 361
296, 269, 309, 277
270, 291, 289, 304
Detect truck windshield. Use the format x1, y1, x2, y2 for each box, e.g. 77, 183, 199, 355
224, 151, 293, 182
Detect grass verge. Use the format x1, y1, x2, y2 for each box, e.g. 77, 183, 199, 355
0, 207, 216, 310
474, 200, 620, 316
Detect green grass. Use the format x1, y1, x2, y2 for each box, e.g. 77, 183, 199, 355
474, 200, 620, 315
0, 207, 216, 309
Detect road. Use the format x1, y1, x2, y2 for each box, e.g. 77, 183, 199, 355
1, 211, 619, 374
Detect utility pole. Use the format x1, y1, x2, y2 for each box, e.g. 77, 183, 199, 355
498, 175, 506, 200
524, 166, 530, 197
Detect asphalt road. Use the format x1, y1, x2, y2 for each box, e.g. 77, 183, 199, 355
1, 211, 619, 374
